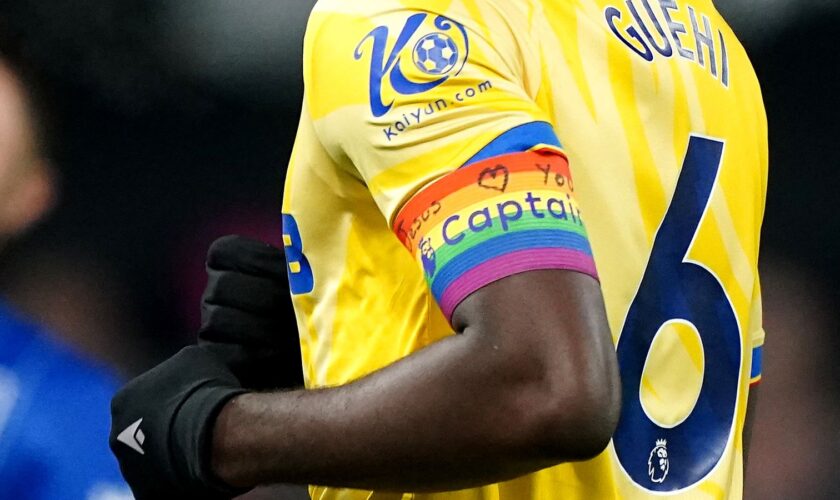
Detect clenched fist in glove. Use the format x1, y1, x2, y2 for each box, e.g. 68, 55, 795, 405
199, 235, 304, 390
109, 236, 302, 499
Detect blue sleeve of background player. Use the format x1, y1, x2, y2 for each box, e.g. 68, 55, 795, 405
0, 318, 133, 500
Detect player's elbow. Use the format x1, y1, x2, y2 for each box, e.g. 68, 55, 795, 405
535, 369, 621, 461
511, 332, 622, 462
457, 270, 621, 462
544, 376, 621, 460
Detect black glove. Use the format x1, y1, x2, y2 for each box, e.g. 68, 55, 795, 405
199, 235, 304, 390
109, 346, 249, 499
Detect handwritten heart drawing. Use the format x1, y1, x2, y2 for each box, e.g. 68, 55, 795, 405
477, 165, 510, 192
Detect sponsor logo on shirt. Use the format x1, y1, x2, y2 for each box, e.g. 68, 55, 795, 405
355, 13, 470, 118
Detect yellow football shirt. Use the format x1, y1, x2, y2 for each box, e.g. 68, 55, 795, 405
281, 0, 767, 498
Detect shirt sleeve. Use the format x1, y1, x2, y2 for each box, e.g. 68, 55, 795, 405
305, 1, 598, 321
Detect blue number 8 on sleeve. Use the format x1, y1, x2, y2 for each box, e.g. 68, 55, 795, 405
282, 213, 314, 295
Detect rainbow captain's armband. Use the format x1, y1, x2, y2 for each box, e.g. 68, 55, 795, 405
393, 150, 598, 321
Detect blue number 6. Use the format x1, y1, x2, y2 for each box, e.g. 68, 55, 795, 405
613, 135, 742, 491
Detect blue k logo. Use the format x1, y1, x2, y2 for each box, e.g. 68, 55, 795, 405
355, 13, 470, 117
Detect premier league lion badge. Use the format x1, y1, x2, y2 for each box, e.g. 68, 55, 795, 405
648, 439, 669, 483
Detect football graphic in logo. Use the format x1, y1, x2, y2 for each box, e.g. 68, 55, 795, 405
356, 13, 470, 116
413, 32, 460, 75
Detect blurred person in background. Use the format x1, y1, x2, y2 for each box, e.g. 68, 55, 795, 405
0, 48, 131, 499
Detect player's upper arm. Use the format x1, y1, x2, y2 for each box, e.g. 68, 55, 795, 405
305, 0, 620, 454
389, 146, 621, 456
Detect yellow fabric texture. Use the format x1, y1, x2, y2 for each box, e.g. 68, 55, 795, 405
281, 0, 768, 498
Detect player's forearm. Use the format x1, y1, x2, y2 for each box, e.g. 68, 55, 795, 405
211, 328, 615, 491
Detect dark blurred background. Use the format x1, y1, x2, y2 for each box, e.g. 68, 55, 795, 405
0, 1, 837, 498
